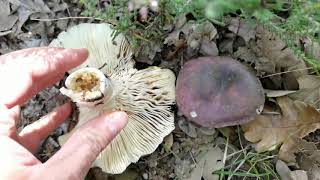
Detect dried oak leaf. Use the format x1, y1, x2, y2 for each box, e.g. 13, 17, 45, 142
242, 96, 320, 162
164, 20, 218, 59
289, 75, 320, 109
254, 27, 308, 89
288, 138, 320, 171
233, 46, 275, 77
9, 0, 51, 33
228, 17, 256, 44
186, 147, 224, 180
0, 0, 18, 33
289, 170, 308, 180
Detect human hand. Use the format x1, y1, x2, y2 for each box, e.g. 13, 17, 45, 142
0, 48, 128, 180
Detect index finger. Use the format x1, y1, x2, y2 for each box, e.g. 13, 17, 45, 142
0, 48, 88, 108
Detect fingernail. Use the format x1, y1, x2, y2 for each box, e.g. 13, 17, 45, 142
71, 48, 89, 53
62, 48, 89, 56
105, 111, 128, 134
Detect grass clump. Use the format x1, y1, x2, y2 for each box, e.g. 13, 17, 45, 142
79, 0, 320, 71
216, 150, 279, 180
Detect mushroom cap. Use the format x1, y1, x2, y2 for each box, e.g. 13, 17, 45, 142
50, 23, 176, 174
176, 56, 264, 128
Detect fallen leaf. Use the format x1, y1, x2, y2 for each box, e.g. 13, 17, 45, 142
175, 13, 187, 29
199, 21, 218, 41
199, 38, 219, 56
265, 89, 296, 98
254, 27, 308, 89
187, 147, 224, 180
234, 26, 308, 89
0, 0, 18, 32
178, 117, 198, 138
289, 75, 320, 109
255, 27, 302, 69
280, 136, 318, 163
276, 160, 292, 180
175, 158, 193, 179
310, 166, 320, 180
164, 20, 218, 59
233, 46, 275, 77
197, 126, 216, 136
8, 0, 51, 12
49, 1, 68, 12
276, 160, 312, 180
228, 17, 256, 43
135, 40, 162, 65
289, 170, 308, 180
0, 0, 10, 15
218, 38, 233, 54
8, 0, 52, 33
242, 96, 320, 162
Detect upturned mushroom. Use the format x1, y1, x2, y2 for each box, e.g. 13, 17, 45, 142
50, 23, 176, 174
176, 56, 264, 128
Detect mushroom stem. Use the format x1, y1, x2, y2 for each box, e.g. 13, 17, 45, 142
60, 67, 113, 107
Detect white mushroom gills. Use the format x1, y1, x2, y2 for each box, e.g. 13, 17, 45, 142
60, 67, 113, 107
50, 23, 176, 174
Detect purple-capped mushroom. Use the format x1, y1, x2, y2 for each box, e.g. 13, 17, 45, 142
176, 56, 265, 128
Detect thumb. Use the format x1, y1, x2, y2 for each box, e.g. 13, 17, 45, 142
44, 111, 128, 179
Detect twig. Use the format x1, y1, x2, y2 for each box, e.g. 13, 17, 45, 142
260, 67, 313, 78
30, 16, 104, 22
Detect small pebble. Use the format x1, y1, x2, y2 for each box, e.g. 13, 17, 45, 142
142, 173, 148, 180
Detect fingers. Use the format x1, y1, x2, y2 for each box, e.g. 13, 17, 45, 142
0, 105, 20, 139
18, 103, 72, 153
45, 111, 128, 179
0, 47, 88, 108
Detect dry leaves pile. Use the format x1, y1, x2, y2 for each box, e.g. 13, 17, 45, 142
0, 0, 84, 55
1, 0, 320, 178
242, 97, 320, 162
226, 17, 320, 178
186, 147, 224, 180
161, 15, 320, 178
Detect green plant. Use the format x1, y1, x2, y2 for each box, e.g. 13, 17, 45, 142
79, 0, 320, 71
214, 151, 279, 180
247, 0, 320, 72
79, 0, 194, 55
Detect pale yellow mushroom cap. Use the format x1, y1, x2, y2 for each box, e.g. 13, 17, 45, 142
50, 23, 176, 174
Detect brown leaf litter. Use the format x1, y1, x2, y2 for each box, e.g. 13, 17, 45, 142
164, 19, 218, 60
232, 20, 308, 90
242, 96, 320, 163
2, 1, 320, 178
0, 0, 18, 35
289, 75, 320, 109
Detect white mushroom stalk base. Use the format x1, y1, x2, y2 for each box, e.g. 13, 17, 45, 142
60, 67, 113, 107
